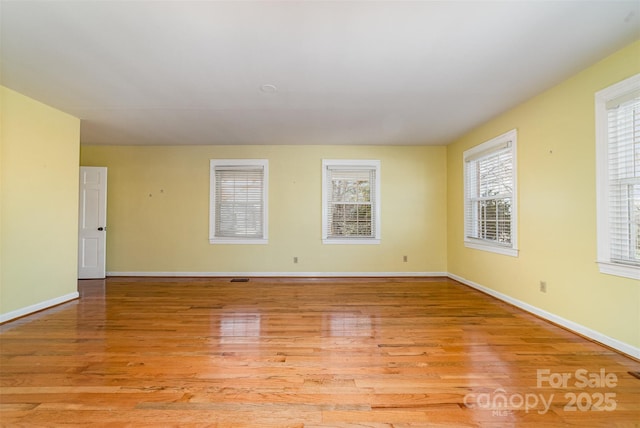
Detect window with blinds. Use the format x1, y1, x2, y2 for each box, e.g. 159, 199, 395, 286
463, 130, 518, 257
209, 159, 268, 244
596, 74, 640, 279
322, 160, 381, 244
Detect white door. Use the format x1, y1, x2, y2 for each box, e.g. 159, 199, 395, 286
78, 167, 107, 279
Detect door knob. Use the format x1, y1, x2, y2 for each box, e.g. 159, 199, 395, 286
98, 227, 105, 231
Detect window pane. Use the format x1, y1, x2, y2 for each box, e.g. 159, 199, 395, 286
610, 183, 640, 264
357, 181, 370, 202
358, 221, 372, 235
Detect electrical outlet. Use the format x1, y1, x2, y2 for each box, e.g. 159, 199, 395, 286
539, 281, 547, 293
403, 255, 408, 262
293, 257, 298, 264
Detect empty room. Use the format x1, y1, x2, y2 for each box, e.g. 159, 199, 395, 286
1, 1, 639, 426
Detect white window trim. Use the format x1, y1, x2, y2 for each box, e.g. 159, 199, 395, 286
595, 73, 640, 280
322, 159, 381, 245
463, 129, 518, 257
209, 159, 269, 245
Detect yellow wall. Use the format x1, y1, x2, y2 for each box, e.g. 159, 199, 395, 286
0, 87, 80, 317
80, 144, 448, 274
447, 41, 640, 349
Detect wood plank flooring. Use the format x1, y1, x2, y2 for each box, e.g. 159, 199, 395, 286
1, 277, 639, 427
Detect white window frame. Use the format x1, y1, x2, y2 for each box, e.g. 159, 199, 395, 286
322, 159, 381, 245
595, 73, 640, 280
209, 159, 268, 245
463, 129, 518, 257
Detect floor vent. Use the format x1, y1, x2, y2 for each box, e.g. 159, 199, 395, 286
230, 278, 250, 283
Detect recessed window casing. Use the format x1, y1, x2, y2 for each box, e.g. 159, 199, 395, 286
322, 160, 381, 244
596, 74, 640, 280
463, 129, 518, 257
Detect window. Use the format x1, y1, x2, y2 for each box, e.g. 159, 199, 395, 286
596, 74, 640, 280
322, 160, 381, 244
209, 159, 268, 244
464, 129, 518, 256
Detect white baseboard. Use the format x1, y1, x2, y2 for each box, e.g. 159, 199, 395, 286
106, 271, 448, 277
448, 273, 640, 360
0, 292, 80, 324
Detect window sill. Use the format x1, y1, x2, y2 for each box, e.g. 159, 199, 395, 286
210, 238, 268, 245
323, 238, 380, 245
597, 261, 640, 280
464, 240, 518, 257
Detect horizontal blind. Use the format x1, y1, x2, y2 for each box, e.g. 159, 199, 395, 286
607, 94, 640, 265
326, 167, 375, 238
465, 144, 513, 245
214, 166, 264, 239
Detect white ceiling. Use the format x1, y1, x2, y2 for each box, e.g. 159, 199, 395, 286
1, 1, 639, 146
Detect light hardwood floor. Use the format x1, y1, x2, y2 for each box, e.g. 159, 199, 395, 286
1, 277, 639, 427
